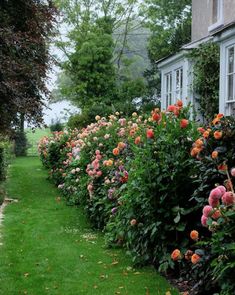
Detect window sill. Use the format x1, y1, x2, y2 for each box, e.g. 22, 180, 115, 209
208, 19, 224, 33
226, 100, 235, 103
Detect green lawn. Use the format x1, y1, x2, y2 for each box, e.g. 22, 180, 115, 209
0, 157, 179, 295
26, 128, 50, 156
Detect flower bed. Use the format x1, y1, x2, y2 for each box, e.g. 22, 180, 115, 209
39, 104, 235, 293
171, 114, 235, 294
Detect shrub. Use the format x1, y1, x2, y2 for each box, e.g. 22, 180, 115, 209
13, 130, 27, 156
67, 104, 114, 130
0, 137, 11, 180
105, 105, 200, 267
67, 113, 89, 130
170, 114, 235, 294
171, 179, 235, 294
39, 102, 201, 270
190, 114, 235, 210
0, 136, 12, 205
49, 119, 64, 132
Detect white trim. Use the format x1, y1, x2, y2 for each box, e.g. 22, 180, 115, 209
160, 58, 190, 109
208, 0, 224, 32
157, 51, 186, 69
182, 36, 213, 50
219, 36, 235, 115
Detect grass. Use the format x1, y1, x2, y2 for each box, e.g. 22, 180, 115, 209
0, 157, 179, 295
25, 128, 50, 156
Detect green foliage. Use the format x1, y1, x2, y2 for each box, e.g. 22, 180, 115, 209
189, 42, 220, 122
13, 131, 28, 157
106, 108, 200, 267
54, 0, 151, 113
191, 115, 235, 208
64, 17, 116, 109
0, 136, 12, 205
209, 209, 235, 294
67, 113, 89, 130
173, 115, 235, 294
40, 103, 235, 294
39, 104, 201, 270
67, 104, 114, 129
49, 119, 64, 132
0, 137, 12, 181
143, 0, 191, 101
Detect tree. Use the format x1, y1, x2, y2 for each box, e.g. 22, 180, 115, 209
62, 16, 116, 108
142, 0, 191, 97
143, 0, 191, 61
54, 0, 149, 113
0, 0, 56, 132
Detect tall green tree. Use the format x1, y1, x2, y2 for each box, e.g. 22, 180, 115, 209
54, 0, 149, 112
61, 17, 116, 108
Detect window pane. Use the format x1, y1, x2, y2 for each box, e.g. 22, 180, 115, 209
165, 73, 172, 107
166, 75, 168, 92
228, 74, 233, 101
228, 47, 234, 74
180, 68, 183, 89
169, 73, 172, 92
176, 70, 180, 91
230, 103, 235, 116
169, 93, 172, 105
213, 0, 218, 23
226, 102, 235, 116
175, 68, 183, 100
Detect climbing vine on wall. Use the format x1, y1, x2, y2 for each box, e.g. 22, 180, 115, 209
189, 42, 220, 122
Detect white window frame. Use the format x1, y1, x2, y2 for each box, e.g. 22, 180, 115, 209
225, 45, 235, 102
208, 0, 224, 32
219, 37, 235, 116
165, 72, 173, 107
162, 64, 184, 108
175, 67, 183, 101
158, 53, 191, 110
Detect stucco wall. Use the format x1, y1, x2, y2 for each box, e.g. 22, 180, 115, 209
192, 0, 211, 41
192, 0, 235, 42
224, 0, 235, 24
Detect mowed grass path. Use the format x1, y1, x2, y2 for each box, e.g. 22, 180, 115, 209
0, 157, 178, 295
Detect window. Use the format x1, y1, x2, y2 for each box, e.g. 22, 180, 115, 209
175, 68, 183, 100
165, 72, 172, 107
225, 45, 235, 115
209, 0, 223, 32
164, 67, 184, 108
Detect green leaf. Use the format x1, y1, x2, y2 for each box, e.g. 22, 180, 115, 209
174, 213, 180, 224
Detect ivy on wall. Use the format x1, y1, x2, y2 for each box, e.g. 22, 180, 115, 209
189, 42, 220, 122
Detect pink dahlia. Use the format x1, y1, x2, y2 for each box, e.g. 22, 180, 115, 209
208, 196, 219, 208
202, 205, 213, 217
222, 192, 235, 206
216, 185, 226, 195
201, 215, 208, 227
209, 188, 222, 200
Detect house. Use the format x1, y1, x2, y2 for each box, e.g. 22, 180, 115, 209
157, 0, 235, 116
